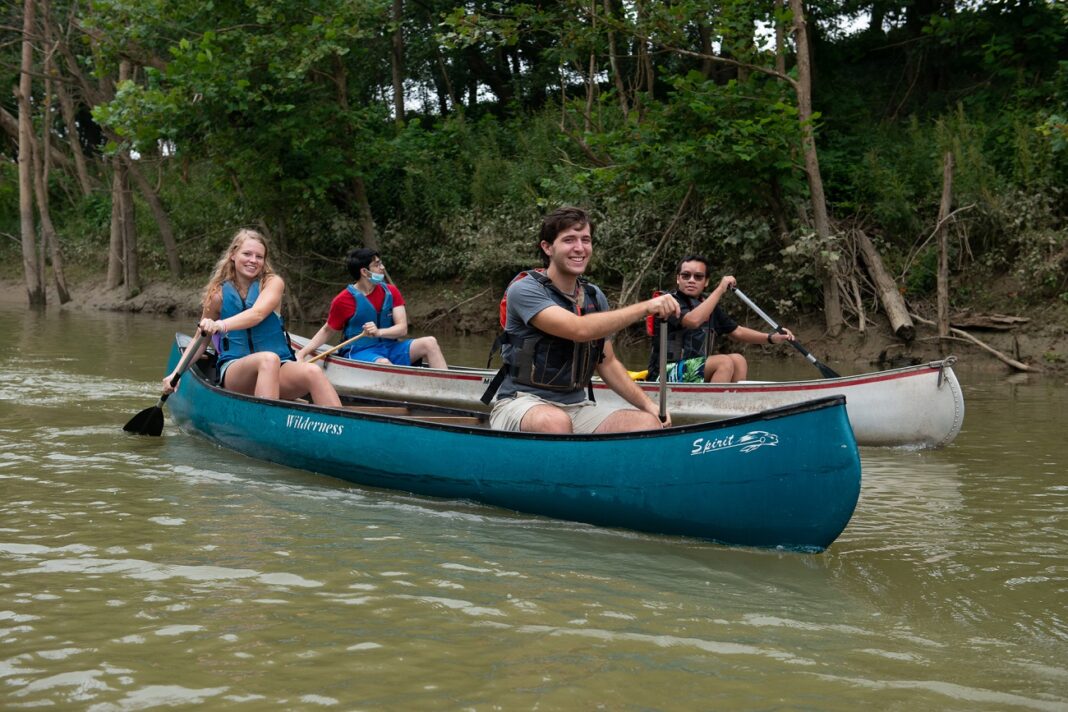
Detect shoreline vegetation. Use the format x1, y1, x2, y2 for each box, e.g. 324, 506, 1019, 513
5, 274, 1065, 375
4, 4, 1065, 376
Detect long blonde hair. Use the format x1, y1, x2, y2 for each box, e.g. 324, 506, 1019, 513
201, 228, 278, 310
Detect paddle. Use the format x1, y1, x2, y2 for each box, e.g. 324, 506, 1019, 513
307, 330, 369, 364
730, 287, 841, 379
658, 320, 668, 422
124, 330, 209, 436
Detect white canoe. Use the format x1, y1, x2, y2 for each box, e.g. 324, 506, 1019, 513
291, 334, 965, 449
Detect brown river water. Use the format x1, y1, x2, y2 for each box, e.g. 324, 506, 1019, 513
1, 304, 1065, 710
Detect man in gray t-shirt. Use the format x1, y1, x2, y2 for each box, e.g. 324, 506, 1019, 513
488, 206, 680, 434
495, 275, 611, 404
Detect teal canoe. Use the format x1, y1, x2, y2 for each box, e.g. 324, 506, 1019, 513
163, 334, 862, 551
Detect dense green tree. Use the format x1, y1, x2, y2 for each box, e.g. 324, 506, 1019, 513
2, 0, 1065, 314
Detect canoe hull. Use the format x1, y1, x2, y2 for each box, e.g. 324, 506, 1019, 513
166, 339, 862, 551
291, 334, 964, 449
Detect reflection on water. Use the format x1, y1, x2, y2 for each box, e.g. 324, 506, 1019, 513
0, 304, 1065, 709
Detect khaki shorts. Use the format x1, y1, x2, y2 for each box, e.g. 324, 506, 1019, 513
490, 391, 624, 433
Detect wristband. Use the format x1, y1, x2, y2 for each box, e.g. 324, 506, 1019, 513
767, 332, 774, 344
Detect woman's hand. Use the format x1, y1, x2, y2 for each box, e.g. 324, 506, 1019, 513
198, 317, 228, 334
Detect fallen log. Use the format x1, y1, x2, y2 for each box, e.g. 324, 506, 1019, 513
950, 314, 1030, 331
910, 312, 1038, 372
856, 229, 915, 341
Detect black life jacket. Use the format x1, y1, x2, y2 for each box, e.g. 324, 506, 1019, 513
646, 291, 711, 380
481, 270, 605, 404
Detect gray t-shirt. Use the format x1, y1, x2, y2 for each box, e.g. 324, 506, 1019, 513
496, 274, 611, 404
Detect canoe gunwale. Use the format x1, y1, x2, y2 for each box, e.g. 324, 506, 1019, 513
177, 332, 850, 442
288, 333, 965, 448
167, 333, 863, 551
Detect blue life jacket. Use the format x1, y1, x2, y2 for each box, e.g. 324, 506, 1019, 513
342, 284, 395, 356
216, 280, 295, 369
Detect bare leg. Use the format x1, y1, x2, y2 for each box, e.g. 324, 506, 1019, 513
520, 404, 573, 433
594, 409, 662, 433
409, 336, 447, 369
727, 354, 748, 382
702, 355, 737, 383
279, 361, 341, 407
223, 352, 283, 399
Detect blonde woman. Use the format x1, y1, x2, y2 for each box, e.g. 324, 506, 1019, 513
162, 229, 341, 407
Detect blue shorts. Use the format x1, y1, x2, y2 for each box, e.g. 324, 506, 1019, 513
348, 340, 413, 366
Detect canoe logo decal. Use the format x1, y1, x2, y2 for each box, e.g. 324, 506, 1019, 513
690, 431, 779, 456
285, 414, 345, 435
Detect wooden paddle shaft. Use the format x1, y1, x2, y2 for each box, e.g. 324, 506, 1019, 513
308, 331, 368, 364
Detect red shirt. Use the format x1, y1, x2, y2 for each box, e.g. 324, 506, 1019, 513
326, 283, 405, 331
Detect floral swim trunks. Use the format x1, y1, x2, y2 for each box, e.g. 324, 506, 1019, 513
664, 357, 705, 383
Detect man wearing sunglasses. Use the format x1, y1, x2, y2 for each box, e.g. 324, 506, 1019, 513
646, 255, 795, 383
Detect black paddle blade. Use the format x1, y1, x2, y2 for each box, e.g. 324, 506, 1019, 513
123, 404, 165, 436
788, 341, 841, 379
814, 361, 841, 379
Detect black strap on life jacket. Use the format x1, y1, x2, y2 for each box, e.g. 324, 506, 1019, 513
481, 272, 603, 404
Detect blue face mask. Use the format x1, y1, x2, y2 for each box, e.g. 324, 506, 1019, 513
369, 272, 386, 284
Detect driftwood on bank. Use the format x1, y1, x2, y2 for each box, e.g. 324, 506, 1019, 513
950, 314, 1030, 331
855, 229, 915, 341
910, 312, 1037, 372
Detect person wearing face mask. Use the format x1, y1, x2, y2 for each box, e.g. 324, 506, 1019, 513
646, 254, 796, 383
295, 248, 447, 368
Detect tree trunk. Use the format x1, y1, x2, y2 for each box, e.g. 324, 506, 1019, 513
43, 0, 93, 197
391, 0, 405, 125
433, 45, 459, 114
124, 156, 181, 276
789, 0, 843, 335
855, 229, 915, 341
584, 51, 596, 132
121, 158, 139, 298
937, 152, 954, 341
353, 176, 379, 250
33, 54, 72, 303
698, 24, 715, 79
17, 0, 45, 307
774, 0, 786, 75
55, 81, 94, 196
603, 0, 629, 117
107, 158, 124, 289
332, 58, 379, 250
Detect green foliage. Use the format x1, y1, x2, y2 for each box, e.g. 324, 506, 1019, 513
3, 0, 1066, 319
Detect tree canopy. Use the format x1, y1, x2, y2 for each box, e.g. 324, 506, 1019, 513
2, 0, 1066, 316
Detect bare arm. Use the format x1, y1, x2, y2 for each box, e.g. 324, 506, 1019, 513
530, 294, 680, 342
295, 323, 343, 361
680, 276, 735, 329
727, 325, 796, 345
161, 331, 209, 394
596, 342, 669, 426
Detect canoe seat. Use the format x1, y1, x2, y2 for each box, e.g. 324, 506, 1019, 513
408, 416, 485, 426
342, 404, 485, 427
344, 405, 411, 415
